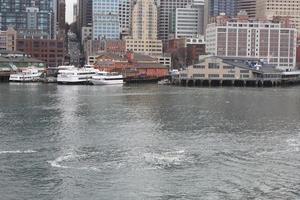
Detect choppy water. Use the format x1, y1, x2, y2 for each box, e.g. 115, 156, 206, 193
0, 83, 300, 200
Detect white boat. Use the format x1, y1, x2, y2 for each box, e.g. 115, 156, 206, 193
57, 66, 98, 84
158, 79, 171, 85
9, 67, 43, 82
90, 71, 124, 85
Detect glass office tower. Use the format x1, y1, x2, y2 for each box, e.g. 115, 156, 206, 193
0, 0, 56, 38
92, 0, 120, 40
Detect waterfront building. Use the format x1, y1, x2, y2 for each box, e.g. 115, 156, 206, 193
16, 37, 65, 67
256, 0, 300, 38
0, 0, 57, 39
157, 0, 194, 41
0, 27, 17, 51
206, 14, 297, 70
178, 55, 282, 86
173, 4, 205, 38
237, 0, 256, 18
85, 39, 126, 63
0, 50, 45, 69
93, 52, 169, 78
92, 0, 120, 40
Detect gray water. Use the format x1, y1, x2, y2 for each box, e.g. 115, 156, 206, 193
0, 83, 299, 200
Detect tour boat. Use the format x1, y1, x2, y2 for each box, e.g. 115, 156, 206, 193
9, 67, 43, 82
57, 66, 98, 84
90, 71, 124, 85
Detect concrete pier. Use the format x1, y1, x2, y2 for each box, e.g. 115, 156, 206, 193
173, 78, 299, 87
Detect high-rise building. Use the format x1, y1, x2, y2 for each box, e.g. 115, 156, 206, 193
57, 0, 66, 30
173, 3, 205, 38
206, 14, 297, 70
0, 0, 56, 39
132, 0, 158, 40
157, 0, 193, 41
126, 0, 163, 56
92, 0, 120, 40
204, 0, 237, 31
77, 0, 93, 28
119, 0, 133, 37
237, 0, 256, 18
256, 0, 300, 38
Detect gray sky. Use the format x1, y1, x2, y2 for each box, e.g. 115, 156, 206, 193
66, 0, 77, 24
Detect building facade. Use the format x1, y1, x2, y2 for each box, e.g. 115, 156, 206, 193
126, 0, 163, 56
132, 0, 158, 40
158, 0, 193, 41
237, 0, 256, 18
204, 0, 237, 31
92, 0, 120, 40
173, 4, 205, 38
16, 37, 65, 67
119, 0, 133, 37
0, 0, 56, 39
206, 15, 297, 70
256, 0, 300, 38
125, 39, 163, 56
0, 27, 17, 51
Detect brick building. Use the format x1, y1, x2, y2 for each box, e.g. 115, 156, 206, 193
16, 38, 66, 67
93, 52, 168, 78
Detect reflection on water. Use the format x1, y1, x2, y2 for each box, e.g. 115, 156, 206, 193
0, 84, 300, 199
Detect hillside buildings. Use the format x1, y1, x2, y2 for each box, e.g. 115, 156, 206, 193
206, 13, 297, 70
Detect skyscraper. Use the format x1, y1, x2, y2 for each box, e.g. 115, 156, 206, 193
237, 0, 256, 18
125, 0, 163, 56
92, 0, 120, 40
204, 0, 237, 31
132, 0, 158, 40
173, 3, 205, 38
0, 0, 56, 39
119, 0, 133, 37
157, 0, 194, 41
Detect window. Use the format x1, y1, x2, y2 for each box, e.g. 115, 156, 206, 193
208, 63, 219, 69
193, 74, 205, 78
208, 74, 219, 78
193, 65, 205, 69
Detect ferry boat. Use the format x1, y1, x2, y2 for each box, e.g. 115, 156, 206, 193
90, 71, 124, 85
57, 65, 98, 84
9, 67, 43, 82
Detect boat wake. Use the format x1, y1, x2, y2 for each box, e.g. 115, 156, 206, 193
256, 138, 300, 156
0, 150, 37, 155
47, 151, 101, 172
143, 150, 194, 169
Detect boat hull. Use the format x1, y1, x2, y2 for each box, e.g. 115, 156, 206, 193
90, 79, 123, 85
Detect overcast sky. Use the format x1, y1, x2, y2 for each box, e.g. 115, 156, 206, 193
66, 0, 77, 24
